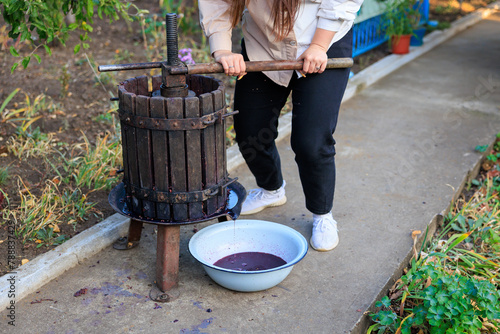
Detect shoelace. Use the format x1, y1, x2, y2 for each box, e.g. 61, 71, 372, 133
314, 217, 338, 233
247, 188, 265, 200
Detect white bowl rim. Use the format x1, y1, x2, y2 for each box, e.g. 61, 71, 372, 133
188, 219, 308, 275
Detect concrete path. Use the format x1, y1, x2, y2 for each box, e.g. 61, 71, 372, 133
2, 12, 500, 334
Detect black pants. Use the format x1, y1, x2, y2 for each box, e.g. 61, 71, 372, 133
234, 30, 352, 215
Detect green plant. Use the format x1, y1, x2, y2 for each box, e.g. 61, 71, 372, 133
487, 152, 500, 162
94, 109, 116, 125
58, 64, 71, 98
60, 188, 96, 220
67, 132, 122, 190
8, 127, 55, 159
4, 177, 98, 242
370, 144, 500, 333
382, 0, 421, 40
0, 88, 20, 119
137, 2, 208, 64
433, 0, 459, 15
475, 144, 488, 153
35, 227, 68, 248
9, 178, 62, 241
0, 167, 9, 186
83, 53, 115, 94
2, 0, 147, 72
160, 0, 202, 37
1, 91, 61, 122
370, 260, 500, 334
436, 21, 451, 30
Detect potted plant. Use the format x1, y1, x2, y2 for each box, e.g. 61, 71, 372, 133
383, 0, 418, 54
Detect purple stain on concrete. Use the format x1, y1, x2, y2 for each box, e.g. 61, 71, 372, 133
192, 301, 204, 310
105, 310, 112, 314
135, 271, 148, 280
180, 318, 215, 334
199, 318, 214, 329
90, 282, 145, 299
81, 297, 93, 306
73, 319, 80, 323
115, 268, 132, 277
115, 303, 127, 316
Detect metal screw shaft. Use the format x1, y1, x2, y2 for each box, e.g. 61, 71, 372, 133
166, 13, 179, 66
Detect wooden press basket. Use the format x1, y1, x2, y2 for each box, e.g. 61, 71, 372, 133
117, 74, 231, 223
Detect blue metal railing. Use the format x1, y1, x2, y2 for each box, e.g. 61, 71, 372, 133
352, 14, 386, 57
352, 0, 429, 57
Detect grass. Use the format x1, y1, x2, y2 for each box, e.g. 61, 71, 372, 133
369, 135, 500, 333
3, 176, 97, 243
5, 178, 68, 242
7, 127, 56, 159
0, 87, 122, 246
66, 131, 122, 190
1, 89, 64, 159
0, 167, 9, 186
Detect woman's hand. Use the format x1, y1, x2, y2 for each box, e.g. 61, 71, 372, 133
298, 44, 328, 74
213, 50, 247, 77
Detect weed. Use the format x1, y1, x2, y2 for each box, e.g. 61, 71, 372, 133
370, 262, 500, 334
358, 53, 375, 71
0, 167, 9, 186
7, 126, 55, 159
159, 0, 202, 37
84, 53, 114, 95
0, 88, 20, 120
137, 2, 209, 64
226, 124, 236, 147
60, 188, 96, 220
34, 228, 68, 248
68, 132, 122, 190
369, 136, 500, 333
94, 109, 116, 124
8, 178, 62, 241
2, 91, 61, 123
3, 177, 97, 243
113, 48, 134, 64
475, 144, 488, 153
58, 64, 71, 98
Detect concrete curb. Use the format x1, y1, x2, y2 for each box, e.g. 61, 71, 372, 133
0, 214, 129, 310
1, 1, 498, 314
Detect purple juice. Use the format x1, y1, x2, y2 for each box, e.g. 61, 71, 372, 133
213, 252, 287, 271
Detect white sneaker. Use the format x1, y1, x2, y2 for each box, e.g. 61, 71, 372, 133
310, 213, 339, 251
240, 181, 287, 215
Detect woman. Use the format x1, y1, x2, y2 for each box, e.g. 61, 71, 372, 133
199, 0, 363, 251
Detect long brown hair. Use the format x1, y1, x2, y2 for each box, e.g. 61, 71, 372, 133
227, 0, 301, 41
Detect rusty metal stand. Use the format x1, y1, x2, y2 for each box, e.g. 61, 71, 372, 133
149, 225, 181, 302
149, 215, 230, 302
113, 219, 143, 250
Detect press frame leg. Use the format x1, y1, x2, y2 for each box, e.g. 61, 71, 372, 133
113, 219, 143, 250
150, 225, 181, 302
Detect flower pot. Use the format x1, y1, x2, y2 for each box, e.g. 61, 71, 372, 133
391, 34, 412, 54
410, 27, 426, 46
